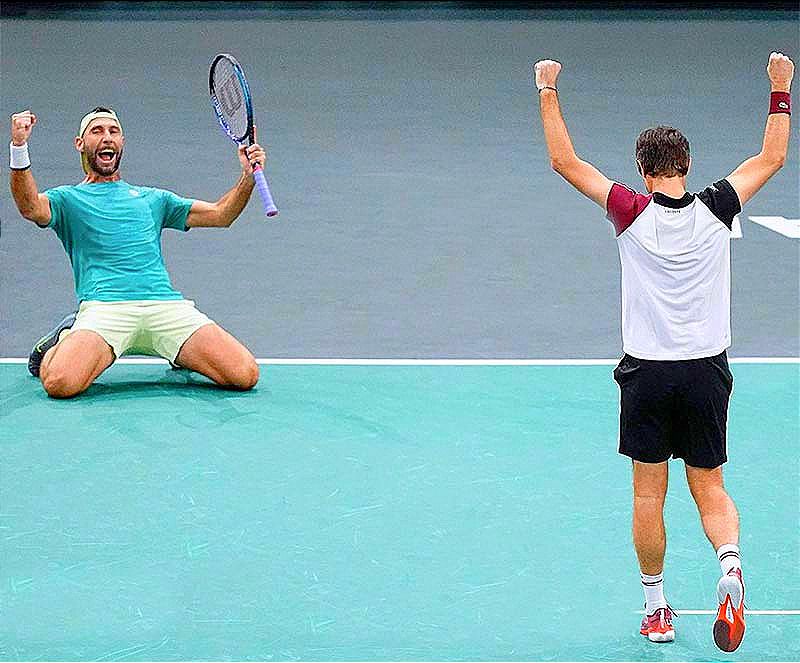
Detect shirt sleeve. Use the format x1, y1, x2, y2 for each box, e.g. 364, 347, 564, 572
696, 179, 741, 230
605, 183, 652, 236
43, 187, 66, 233
159, 189, 194, 231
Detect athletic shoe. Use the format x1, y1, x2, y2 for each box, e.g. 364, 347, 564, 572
27, 312, 77, 377
640, 605, 676, 643
714, 567, 746, 652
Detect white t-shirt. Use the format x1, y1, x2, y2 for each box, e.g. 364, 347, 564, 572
606, 179, 741, 360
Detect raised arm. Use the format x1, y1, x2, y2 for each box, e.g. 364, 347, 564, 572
534, 60, 613, 209
186, 130, 266, 228
9, 111, 52, 227
726, 52, 794, 206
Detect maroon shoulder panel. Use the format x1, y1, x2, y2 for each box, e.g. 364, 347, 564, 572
605, 183, 652, 236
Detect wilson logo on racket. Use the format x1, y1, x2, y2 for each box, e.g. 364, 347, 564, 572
219, 75, 244, 115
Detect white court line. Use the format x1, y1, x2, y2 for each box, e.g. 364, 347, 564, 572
636, 609, 799, 615
749, 215, 800, 239
0, 357, 798, 366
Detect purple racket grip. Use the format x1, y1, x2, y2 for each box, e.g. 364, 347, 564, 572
252, 165, 277, 217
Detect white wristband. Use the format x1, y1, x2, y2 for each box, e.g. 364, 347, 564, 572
10, 142, 31, 169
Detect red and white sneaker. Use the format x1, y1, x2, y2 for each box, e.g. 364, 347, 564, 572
714, 567, 746, 652
640, 605, 676, 643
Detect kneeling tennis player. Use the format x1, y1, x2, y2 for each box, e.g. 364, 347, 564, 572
10, 106, 262, 398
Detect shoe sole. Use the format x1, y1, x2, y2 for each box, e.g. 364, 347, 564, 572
647, 630, 675, 643
714, 595, 745, 652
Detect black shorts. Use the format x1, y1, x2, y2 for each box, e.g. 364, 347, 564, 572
613, 351, 733, 468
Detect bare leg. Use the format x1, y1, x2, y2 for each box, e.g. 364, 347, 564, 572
685, 464, 739, 549
687, 464, 745, 651
175, 323, 259, 390
39, 330, 115, 398
632, 460, 669, 575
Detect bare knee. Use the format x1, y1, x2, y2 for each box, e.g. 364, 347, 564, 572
237, 360, 259, 390
633, 492, 666, 524
633, 492, 665, 509
633, 482, 667, 501
632, 461, 668, 500
40, 366, 87, 399
228, 360, 259, 391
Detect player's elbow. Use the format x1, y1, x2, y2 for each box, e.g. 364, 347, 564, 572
763, 156, 786, 181
19, 205, 48, 225
18, 206, 36, 221
771, 154, 787, 169
550, 155, 575, 175
759, 151, 786, 171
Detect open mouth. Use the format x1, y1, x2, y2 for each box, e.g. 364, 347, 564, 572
97, 149, 116, 164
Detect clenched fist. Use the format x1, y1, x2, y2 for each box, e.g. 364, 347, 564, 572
534, 59, 562, 91
767, 52, 794, 92
11, 110, 37, 146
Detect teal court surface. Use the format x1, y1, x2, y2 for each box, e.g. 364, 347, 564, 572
1, 359, 798, 661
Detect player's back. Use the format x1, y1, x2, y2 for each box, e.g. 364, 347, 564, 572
606, 180, 741, 360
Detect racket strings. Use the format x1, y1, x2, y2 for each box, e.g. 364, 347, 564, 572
211, 59, 250, 142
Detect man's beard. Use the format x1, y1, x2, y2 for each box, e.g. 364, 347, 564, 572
89, 147, 124, 175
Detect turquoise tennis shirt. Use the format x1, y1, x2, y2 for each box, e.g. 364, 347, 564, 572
44, 181, 194, 302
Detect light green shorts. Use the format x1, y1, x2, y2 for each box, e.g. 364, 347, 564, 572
67, 299, 214, 362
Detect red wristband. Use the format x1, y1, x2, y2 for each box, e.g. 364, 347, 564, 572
770, 91, 791, 115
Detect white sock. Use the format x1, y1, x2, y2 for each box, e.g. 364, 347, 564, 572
641, 571, 667, 613
717, 543, 741, 575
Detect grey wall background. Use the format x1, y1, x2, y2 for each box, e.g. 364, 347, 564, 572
1, 7, 798, 358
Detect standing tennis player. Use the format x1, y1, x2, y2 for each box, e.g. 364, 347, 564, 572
533, 53, 793, 651
10, 106, 262, 397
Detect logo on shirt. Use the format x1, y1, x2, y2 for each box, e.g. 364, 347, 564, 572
129, 189, 140, 197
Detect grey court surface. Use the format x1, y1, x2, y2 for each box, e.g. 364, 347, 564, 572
1, 4, 799, 661
0, 5, 798, 358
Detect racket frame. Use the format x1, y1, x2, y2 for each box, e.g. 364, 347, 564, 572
209, 53, 278, 217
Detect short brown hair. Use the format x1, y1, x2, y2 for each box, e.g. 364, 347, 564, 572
635, 126, 690, 178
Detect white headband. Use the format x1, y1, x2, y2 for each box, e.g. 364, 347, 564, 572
78, 109, 122, 138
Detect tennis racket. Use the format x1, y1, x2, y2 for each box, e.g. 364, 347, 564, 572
209, 53, 277, 217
